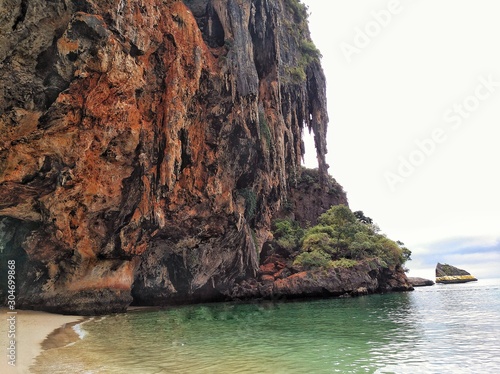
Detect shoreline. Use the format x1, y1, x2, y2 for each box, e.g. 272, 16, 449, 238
0, 308, 84, 374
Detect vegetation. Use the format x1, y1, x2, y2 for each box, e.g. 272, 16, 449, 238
285, 40, 322, 84
289, 205, 411, 270
299, 39, 322, 65
294, 250, 330, 269
283, 0, 309, 22
330, 258, 358, 269
298, 167, 320, 185
239, 188, 257, 221
258, 110, 272, 150
281, 0, 322, 84
285, 66, 307, 84
272, 218, 304, 251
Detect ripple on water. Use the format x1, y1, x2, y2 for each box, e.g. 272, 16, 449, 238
33, 279, 500, 373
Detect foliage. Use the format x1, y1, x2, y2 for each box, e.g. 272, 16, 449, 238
258, 110, 272, 149
272, 218, 304, 251
239, 188, 257, 221
283, 0, 309, 22
294, 205, 412, 270
329, 258, 358, 269
353, 210, 373, 225
397, 241, 412, 263
285, 66, 307, 83
284, 40, 321, 84
282, 198, 294, 213
299, 39, 322, 64
293, 250, 330, 270
298, 167, 321, 185
302, 231, 336, 254
281, 0, 321, 84
317, 205, 357, 227
297, 167, 346, 199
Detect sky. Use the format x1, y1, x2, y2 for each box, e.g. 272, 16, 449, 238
301, 0, 500, 279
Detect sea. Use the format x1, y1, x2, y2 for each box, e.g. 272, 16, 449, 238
33, 278, 500, 374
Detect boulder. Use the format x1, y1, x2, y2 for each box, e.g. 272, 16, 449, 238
230, 258, 414, 300
435, 263, 477, 284
407, 277, 434, 287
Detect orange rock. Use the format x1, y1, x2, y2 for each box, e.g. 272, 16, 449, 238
260, 274, 275, 283
0, 0, 336, 314
259, 263, 277, 275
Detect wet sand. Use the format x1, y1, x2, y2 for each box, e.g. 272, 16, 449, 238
0, 308, 84, 374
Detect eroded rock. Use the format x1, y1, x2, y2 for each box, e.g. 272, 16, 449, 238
0, 0, 333, 314
435, 263, 477, 284
407, 277, 434, 287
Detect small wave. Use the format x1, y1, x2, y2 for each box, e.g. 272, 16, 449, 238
70, 316, 103, 342
72, 322, 88, 340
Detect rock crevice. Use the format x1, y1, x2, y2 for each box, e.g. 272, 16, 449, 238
0, 1, 408, 315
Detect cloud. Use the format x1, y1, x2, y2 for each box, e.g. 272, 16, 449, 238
407, 235, 500, 279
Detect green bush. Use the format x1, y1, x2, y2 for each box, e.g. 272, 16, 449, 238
286, 66, 306, 83
302, 231, 336, 255
318, 205, 357, 227
272, 218, 304, 251
298, 167, 320, 185
295, 205, 411, 270
293, 250, 330, 269
258, 110, 272, 149
329, 258, 358, 269
299, 39, 321, 65
284, 0, 308, 22
239, 188, 257, 221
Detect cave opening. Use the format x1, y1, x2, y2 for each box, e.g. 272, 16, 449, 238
0, 217, 39, 304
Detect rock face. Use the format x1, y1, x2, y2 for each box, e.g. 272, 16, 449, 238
0, 0, 409, 315
435, 263, 477, 284
231, 256, 413, 300
407, 277, 434, 287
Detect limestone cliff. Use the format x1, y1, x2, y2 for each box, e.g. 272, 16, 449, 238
0, 0, 408, 315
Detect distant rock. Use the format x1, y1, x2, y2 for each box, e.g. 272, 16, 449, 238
435, 263, 478, 284
407, 277, 434, 287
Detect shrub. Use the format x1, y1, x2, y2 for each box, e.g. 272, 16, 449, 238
239, 188, 257, 221
272, 218, 304, 251
299, 167, 320, 185
302, 232, 336, 254
258, 110, 272, 149
300, 39, 321, 64
318, 205, 357, 227
293, 250, 330, 269
286, 66, 306, 83
284, 0, 308, 22
329, 258, 358, 269
295, 205, 410, 270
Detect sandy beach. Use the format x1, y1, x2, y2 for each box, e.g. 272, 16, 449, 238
0, 308, 84, 374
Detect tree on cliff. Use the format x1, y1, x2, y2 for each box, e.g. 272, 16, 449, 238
293, 205, 411, 270
354, 210, 373, 225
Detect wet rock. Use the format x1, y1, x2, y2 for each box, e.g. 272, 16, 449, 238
407, 277, 435, 287
230, 259, 413, 300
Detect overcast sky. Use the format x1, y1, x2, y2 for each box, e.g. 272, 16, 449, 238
301, 0, 500, 279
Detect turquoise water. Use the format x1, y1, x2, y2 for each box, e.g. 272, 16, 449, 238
33, 279, 500, 373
